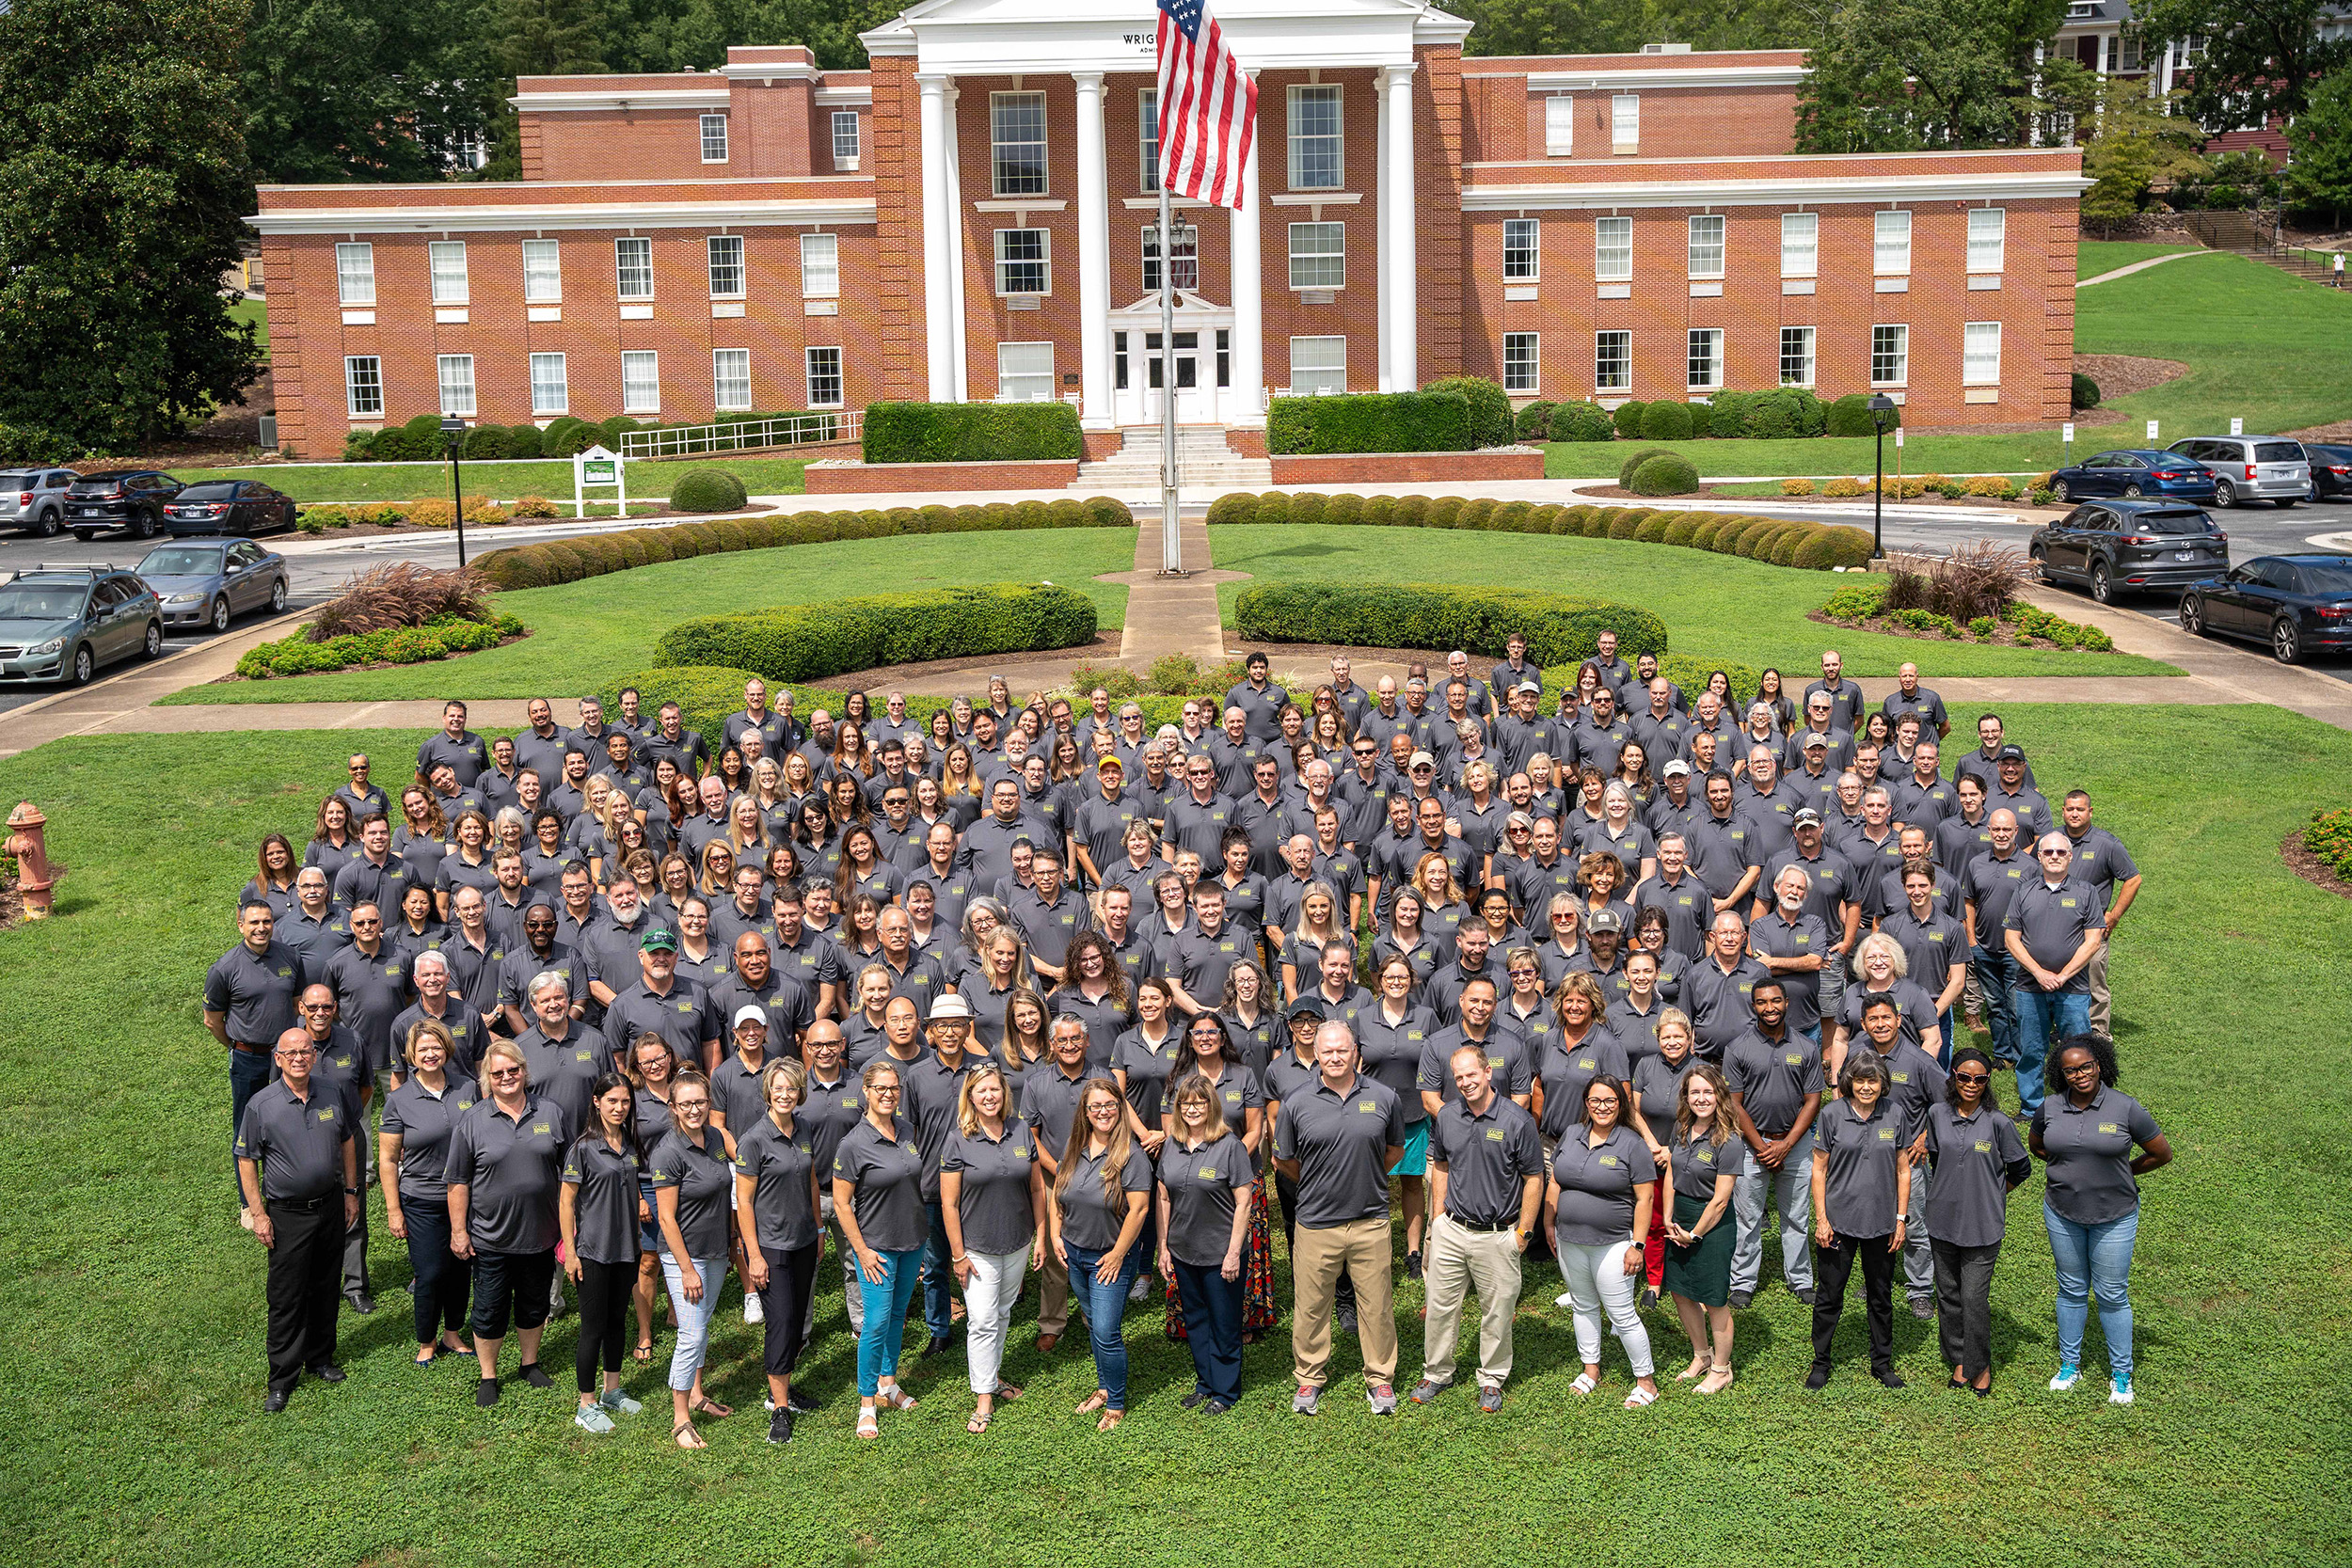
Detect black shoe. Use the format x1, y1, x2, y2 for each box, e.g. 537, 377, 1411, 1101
1405, 1250, 1422, 1281
264, 1386, 291, 1413
1910, 1296, 1936, 1321
1640, 1286, 1660, 1310
343, 1289, 376, 1316
1875, 1369, 1907, 1389
1202, 1397, 1233, 1415
1804, 1364, 1831, 1390
768, 1406, 796, 1445
1790, 1287, 1818, 1307
785, 1386, 819, 1414
308, 1362, 346, 1385
1181, 1389, 1209, 1409
1727, 1290, 1754, 1309
516, 1362, 554, 1389
922, 1333, 955, 1358
475, 1377, 502, 1408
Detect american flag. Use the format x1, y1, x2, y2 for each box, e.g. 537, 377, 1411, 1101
1156, 0, 1256, 210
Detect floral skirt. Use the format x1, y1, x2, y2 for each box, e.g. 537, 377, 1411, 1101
1165, 1172, 1279, 1338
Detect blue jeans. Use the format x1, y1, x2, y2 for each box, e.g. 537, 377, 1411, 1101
2010, 988, 2090, 1115
2044, 1201, 2138, 1381
1064, 1241, 1139, 1409
1172, 1258, 1245, 1404
921, 1200, 955, 1339
230, 1048, 271, 1202
1972, 947, 2022, 1065
854, 1246, 924, 1396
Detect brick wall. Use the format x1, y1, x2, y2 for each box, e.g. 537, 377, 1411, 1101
1268, 449, 1547, 483
803, 457, 1078, 493
872, 55, 920, 402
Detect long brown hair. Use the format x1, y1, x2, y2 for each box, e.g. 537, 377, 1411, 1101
1051, 1077, 1134, 1210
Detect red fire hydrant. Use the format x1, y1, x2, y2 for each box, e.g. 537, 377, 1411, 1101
7, 800, 56, 919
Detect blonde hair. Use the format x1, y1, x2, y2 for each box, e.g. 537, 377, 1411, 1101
759, 1057, 808, 1116
955, 1062, 1014, 1136
404, 1016, 455, 1069
476, 1037, 528, 1099
1167, 1071, 1232, 1144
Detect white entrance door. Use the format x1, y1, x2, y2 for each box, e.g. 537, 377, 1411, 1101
1111, 298, 1233, 426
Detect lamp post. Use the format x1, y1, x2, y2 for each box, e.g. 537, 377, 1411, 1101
1867, 394, 1898, 562
440, 414, 469, 569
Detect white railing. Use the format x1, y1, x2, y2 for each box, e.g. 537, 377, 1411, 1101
619, 409, 860, 460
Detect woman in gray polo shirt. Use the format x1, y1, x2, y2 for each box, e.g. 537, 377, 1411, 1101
1049, 1079, 1152, 1431
1805, 1052, 1912, 1389
940, 1063, 1046, 1434
1546, 1074, 1661, 1409
1156, 1075, 1257, 1413
559, 1073, 644, 1433
1924, 1048, 2031, 1396
648, 1069, 739, 1449
735, 1059, 824, 1445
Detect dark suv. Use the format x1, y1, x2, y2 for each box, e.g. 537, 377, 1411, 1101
66, 470, 183, 541
2028, 499, 2230, 602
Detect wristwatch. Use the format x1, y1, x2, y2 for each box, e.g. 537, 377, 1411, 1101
344, 1186, 360, 1195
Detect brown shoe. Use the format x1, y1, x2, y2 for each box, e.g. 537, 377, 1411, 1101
1036, 1332, 1059, 1354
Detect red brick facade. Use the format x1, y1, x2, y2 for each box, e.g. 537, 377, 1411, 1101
1269, 449, 1547, 483
803, 457, 1083, 492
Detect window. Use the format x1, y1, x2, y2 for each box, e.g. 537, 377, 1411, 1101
429, 241, 469, 305
714, 349, 752, 412
530, 352, 568, 415
1502, 218, 1539, 281
1142, 224, 1198, 293
1139, 88, 1160, 192
621, 351, 660, 415
1871, 325, 1909, 386
1114, 331, 1129, 390
1503, 332, 1539, 393
1780, 213, 1818, 278
1595, 331, 1629, 390
335, 243, 374, 306
1216, 328, 1231, 389
523, 238, 562, 302
1968, 208, 2007, 273
1611, 94, 1639, 150
1595, 216, 1631, 281
1687, 214, 1724, 278
802, 347, 840, 409
1779, 326, 1815, 388
344, 356, 383, 417
615, 237, 653, 300
1290, 336, 1346, 395
1687, 328, 1723, 390
700, 114, 729, 163
1288, 222, 1345, 290
832, 111, 860, 166
1543, 95, 1575, 155
994, 229, 1050, 295
800, 232, 838, 298
707, 235, 744, 298
1874, 210, 1912, 275
991, 91, 1047, 197
1288, 85, 1343, 190
997, 341, 1055, 402
437, 354, 476, 417
1143, 330, 1198, 389
1963, 322, 2002, 386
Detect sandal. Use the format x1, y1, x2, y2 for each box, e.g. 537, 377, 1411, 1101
856, 1408, 880, 1440
993, 1382, 1024, 1402
1696, 1367, 1735, 1395
878, 1385, 918, 1412
1624, 1386, 1660, 1409
414, 1348, 437, 1368
673, 1421, 706, 1449
1569, 1372, 1598, 1396
1675, 1360, 1708, 1383
691, 1396, 732, 1419
1096, 1409, 1124, 1432
967, 1410, 993, 1434
1074, 1389, 1110, 1416
632, 1342, 655, 1362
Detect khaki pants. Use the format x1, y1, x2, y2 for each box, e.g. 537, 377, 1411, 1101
2087, 937, 2112, 1039
1036, 1234, 1071, 1338
1292, 1215, 1396, 1389
1420, 1212, 1524, 1389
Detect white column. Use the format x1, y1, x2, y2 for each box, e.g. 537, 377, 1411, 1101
1381, 62, 1418, 391
1375, 80, 1392, 392
1073, 71, 1113, 429
917, 73, 955, 402
945, 85, 968, 402
1229, 100, 1263, 424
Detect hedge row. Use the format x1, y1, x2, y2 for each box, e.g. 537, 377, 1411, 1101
1200, 491, 1875, 571
653, 583, 1099, 685
473, 495, 1133, 591
235, 611, 524, 679
1601, 390, 1898, 443
1235, 582, 1668, 668
1267, 391, 1471, 455
862, 402, 1082, 464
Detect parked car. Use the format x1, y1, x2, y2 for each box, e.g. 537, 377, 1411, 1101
0, 565, 164, 685
1, 468, 78, 536
2044, 449, 2217, 503
65, 470, 183, 541
2164, 436, 2311, 508
163, 480, 296, 537
2179, 553, 2352, 663
135, 539, 291, 633
2028, 499, 2230, 603
2303, 443, 2352, 502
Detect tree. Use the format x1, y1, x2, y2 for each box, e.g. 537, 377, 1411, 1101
1795, 0, 2069, 152
2284, 70, 2352, 226
2069, 81, 2208, 227
1455, 0, 1662, 57
242, 0, 508, 184
0, 0, 263, 454
2132, 0, 2352, 135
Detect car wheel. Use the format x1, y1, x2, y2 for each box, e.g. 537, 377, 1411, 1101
33, 508, 59, 539
142, 621, 163, 660
209, 596, 231, 633
269, 577, 288, 612
2273, 617, 2303, 663
2273, 497, 2299, 509
2180, 595, 2205, 636
2090, 561, 2115, 603
2050, 479, 2071, 502
132, 509, 156, 540
2213, 479, 2237, 508
2122, 483, 2143, 498
70, 643, 94, 686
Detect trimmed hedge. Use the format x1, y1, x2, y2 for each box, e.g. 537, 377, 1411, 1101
1629, 453, 1701, 496
1549, 401, 1617, 442
599, 666, 768, 742
1235, 582, 1668, 666
1419, 375, 1514, 448
671, 469, 750, 514
863, 401, 1082, 464
1267, 391, 1471, 455
653, 583, 1099, 684
1638, 402, 1695, 441
1618, 446, 1677, 487
235, 611, 524, 680
1825, 392, 1902, 437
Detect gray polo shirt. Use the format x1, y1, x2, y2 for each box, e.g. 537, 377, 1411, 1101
1429, 1095, 1543, 1227
1022, 1060, 1096, 1161
1549, 1124, 1657, 1245
900, 1051, 978, 1199
1815, 1098, 1906, 1238
443, 1094, 570, 1254
1724, 1029, 1823, 1139
833, 1115, 929, 1252
1275, 1072, 1407, 1227
797, 1069, 866, 1170
1534, 1031, 1631, 1141
941, 1123, 1040, 1256
1056, 1144, 1152, 1251
710, 1052, 776, 1137
205, 941, 307, 1046
379, 1075, 479, 1205
1839, 978, 1941, 1051
2030, 1086, 2161, 1225
1355, 1004, 1439, 1117
418, 729, 489, 788
1668, 1125, 1739, 1202
1416, 1022, 1533, 1107
1112, 1028, 1186, 1129
1923, 1101, 2030, 1247
1748, 910, 1831, 1032
559, 1132, 643, 1264
1961, 847, 2034, 946
515, 1023, 610, 1134
1156, 1131, 1255, 1267
2002, 876, 2106, 992
234, 1078, 354, 1201
1684, 955, 1772, 1059
1631, 1050, 1699, 1150
734, 1116, 822, 1254
2065, 826, 2139, 903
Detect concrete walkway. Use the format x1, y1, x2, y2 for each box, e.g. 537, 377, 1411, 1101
2075, 249, 2218, 288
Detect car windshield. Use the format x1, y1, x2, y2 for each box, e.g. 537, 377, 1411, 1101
0, 586, 87, 619
174, 483, 239, 501
2296, 562, 2352, 594
2135, 511, 2210, 535
137, 547, 226, 575
2254, 442, 2304, 463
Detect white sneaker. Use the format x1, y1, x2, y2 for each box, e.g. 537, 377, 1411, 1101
743, 1291, 765, 1324
2048, 1364, 2080, 1392
1554, 1290, 1574, 1307
2108, 1376, 2134, 1405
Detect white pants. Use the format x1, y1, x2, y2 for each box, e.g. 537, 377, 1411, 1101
963, 1247, 1028, 1395
1557, 1239, 1654, 1378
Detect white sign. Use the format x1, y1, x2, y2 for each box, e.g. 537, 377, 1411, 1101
2146, 420, 2159, 442
1894, 428, 1904, 450
2061, 422, 2074, 445
571, 443, 628, 520
2231, 418, 2244, 436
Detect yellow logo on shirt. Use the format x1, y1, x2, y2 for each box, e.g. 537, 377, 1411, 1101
575, 1050, 593, 1062
1014, 1145, 1029, 1159
1200, 1165, 1219, 1180
1785, 1053, 1804, 1067
532, 1122, 551, 1135
2061, 897, 2077, 909
843, 1097, 861, 1108
1695, 1148, 1714, 1164
1358, 1101, 1379, 1113
1973, 1140, 1993, 1153
1890, 1071, 1909, 1084
1597, 1154, 1619, 1167
1877, 1128, 1896, 1142
2098, 1122, 2119, 1135
317, 1109, 335, 1122
1485, 1128, 1505, 1143
277, 968, 293, 978
1576, 1057, 1597, 1071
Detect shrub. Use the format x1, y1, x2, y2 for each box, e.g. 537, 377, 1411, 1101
1886, 607, 1961, 637
1423, 495, 1460, 530
1515, 402, 1557, 441
541, 418, 610, 458
1629, 453, 1700, 496
1289, 492, 1327, 527
1794, 527, 1874, 570
1768, 529, 1808, 566
2072, 372, 2103, 409
237, 606, 521, 678
1613, 402, 1646, 438
1249, 492, 1291, 525
1822, 476, 1866, 499
1685, 515, 1729, 550
1969, 615, 1997, 639
505, 423, 546, 459
863, 400, 1084, 464
1360, 496, 1399, 527
1618, 447, 1677, 487
1729, 517, 1782, 558
1456, 499, 1497, 531
1577, 506, 1614, 538
460, 499, 509, 527
1267, 391, 1471, 454
341, 428, 378, 463
1705, 393, 1749, 439
1606, 509, 1647, 540
1824, 393, 1899, 438
1420, 375, 1514, 448
511, 495, 560, 519
1637, 402, 1694, 441
1661, 515, 1699, 546
1323, 492, 1364, 527
1527, 503, 1565, 533
2303, 808, 2352, 882
1068, 662, 1145, 700
1549, 401, 1618, 443
461, 424, 514, 460
296, 514, 327, 535
1235, 582, 1668, 666
1391, 495, 1428, 528
1821, 580, 1890, 619
1206, 492, 1258, 526
1963, 475, 2021, 499
656, 583, 1098, 682
1922, 472, 1966, 499
2029, 486, 2056, 506
672, 469, 749, 514
1632, 512, 1674, 543
1146, 653, 1207, 694
405, 498, 455, 530
1782, 478, 1818, 497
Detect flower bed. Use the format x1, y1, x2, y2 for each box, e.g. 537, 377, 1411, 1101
234, 611, 527, 679
1817, 580, 2115, 651
2304, 808, 2352, 882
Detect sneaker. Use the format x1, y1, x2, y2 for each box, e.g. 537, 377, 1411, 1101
1554, 1290, 1574, 1307
1804, 1364, 1831, 1390
1336, 1302, 1358, 1334
1128, 1274, 1152, 1305
1181, 1389, 1209, 1410
599, 1388, 644, 1415
1409, 1378, 1445, 1404
2108, 1376, 2134, 1406
1292, 1385, 1321, 1415
1477, 1384, 1504, 1414
786, 1386, 818, 1414
1790, 1287, 1817, 1307
1727, 1290, 1754, 1309
1910, 1296, 1936, 1321
2048, 1364, 2081, 1392
1202, 1398, 1233, 1415
573, 1404, 616, 1434
768, 1406, 797, 1444
1366, 1383, 1398, 1416
1405, 1250, 1422, 1281
744, 1291, 765, 1324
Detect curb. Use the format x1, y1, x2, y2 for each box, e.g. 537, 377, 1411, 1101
2, 606, 313, 722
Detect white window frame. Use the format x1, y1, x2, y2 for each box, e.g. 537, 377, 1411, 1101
707, 234, 745, 299
832, 111, 860, 168
344, 355, 383, 418
800, 232, 838, 299
621, 351, 660, 416
530, 352, 569, 416
1502, 218, 1539, 281
1288, 222, 1345, 291
1687, 327, 1724, 392
802, 347, 841, 409
1543, 94, 1575, 156
1139, 88, 1160, 193
1874, 210, 1913, 276
990, 90, 1048, 198
1142, 223, 1199, 293
1611, 93, 1640, 150
993, 228, 1051, 296
700, 113, 729, 164
1963, 322, 2002, 386
522, 238, 562, 303
1288, 335, 1347, 395
1780, 212, 1818, 279
996, 341, 1055, 403
1287, 84, 1343, 192
335, 243, 375, 306
1595, 216, 1632, 282
713, 348, 752, 412
429, 241, 469, 306
1779, 326, 1816, 388
436, 354, 476, 417
1502, 332, 1539, 394
1595, 330, 1630, 391
615, 237, 653, 301
1687, 214, 1724, 279
1871, 324, 1909, 388
1968, 208, 2007, 273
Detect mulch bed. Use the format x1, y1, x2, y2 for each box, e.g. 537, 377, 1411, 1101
2281, 831, 2352, 902
0, 865, 22, 935
1808, 609, 2108, 653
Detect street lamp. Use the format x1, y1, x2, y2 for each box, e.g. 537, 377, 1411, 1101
440, 414, 469, 569
1867, 394, 1899, 562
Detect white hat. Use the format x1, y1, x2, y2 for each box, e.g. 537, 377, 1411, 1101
732, 1004, 769, 1029
929, 993, 975, 1022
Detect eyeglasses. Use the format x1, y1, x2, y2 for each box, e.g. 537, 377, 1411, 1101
2039, 848, 2073, 858
278, 1047, 317, 1059
487, 1066, 524, 1080
1952, 1071, 1991, 1085
2061, 1060, 2101, 1078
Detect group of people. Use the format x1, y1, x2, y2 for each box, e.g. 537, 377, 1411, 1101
215, 641, 2171, 1437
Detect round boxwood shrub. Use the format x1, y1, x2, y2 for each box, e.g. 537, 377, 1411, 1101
1391, 495, 1428, 528
2071, 372, 2102, 409
1488, 499, 1533, 532
1421, 374, 1515, 448
1769, 528, 1809, 566
655, 583, 1099, 683
1576, 506, 1613, 539
1206, 492, 1258, 526
1324, 493, 1364, 527
1629, 452, 1701, 496
1730, 517, 1783, 557
1556, 504, 1591, 536
606, 533, 650, 571
1550, 402, 1617, 443
1237, 581, 1667, 666
1515, 401, 1557, 441
538, 542, 592, 582
1422, 496, 1460, 530
1632, 512, 1674, 543
710, 517, 755, 551
1637, 401, 1695, 441
1618, 446, 1676, 487
1704, 393, 1750, 439
1824, 393, 1900, 438
1661, 515, 1700, 547
1457, 499, 1498, 531
1613, 401, 1647, 438
670, 469, 748, 514
1289, 492, 1327, 527
1796, 525, 1877, 569
1684, 515, 1728, 550
1528, 503, 1565, 533
1011, 499, 1053, 530
1602, 509, 1643, 540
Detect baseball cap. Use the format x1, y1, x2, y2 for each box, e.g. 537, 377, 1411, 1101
1794, 807, 1823, 827
1096, 755, 1124, 772
1515, 679, 1540, 694
1996, 743, 2026, 761
929, 993, 974, 1022
641, 927, 678, 952
1802, 733, 1830, 750
1409, 751, 1436, 770
1661, 759, 1691, 778
1288, 1003, 1325, 1024
1588, 909, 1624, 934
732, 1004, 769, 1030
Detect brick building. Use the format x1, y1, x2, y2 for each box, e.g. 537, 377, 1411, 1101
250, 1, 2090, 459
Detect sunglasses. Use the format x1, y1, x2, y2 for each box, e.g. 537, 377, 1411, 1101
1953, 1071, 1991, 1085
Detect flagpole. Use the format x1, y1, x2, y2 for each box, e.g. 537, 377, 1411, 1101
1158, 175, 1181, 575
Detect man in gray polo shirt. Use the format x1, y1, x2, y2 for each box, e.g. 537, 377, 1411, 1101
2060, 790, 2141, 1039
1724, 981, 1822, 1307
1414, 1044, 1544, 1412
236, 1029, 360, 1410
2002, 833, 2105, 1116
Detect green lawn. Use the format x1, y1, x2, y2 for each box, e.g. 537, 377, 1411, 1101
2076, 240, 2203, 279
228, 296, 268, 352
1208, 526, 2174, 677
3, 705, 2347, 1565
161, 455, 812, 504
160, 531, 1136, 705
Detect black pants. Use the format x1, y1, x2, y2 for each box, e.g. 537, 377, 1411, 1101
264, 1198, 343, 1391
230, 1049, 271, 1201
1811, 1230, 1896, 1372
758, 1243, 821, 1379
470, 1248, 556, 1340
1931, 1238, 2002, 1379
575, 1256, 636, 1393
1276, 1167, 1352, 1305
402, 1197, 469, 1344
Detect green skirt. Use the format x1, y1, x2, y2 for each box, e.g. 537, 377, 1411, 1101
1662, 1189, 1733, 1307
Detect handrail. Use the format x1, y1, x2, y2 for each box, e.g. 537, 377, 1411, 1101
619, 409, 860, 459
